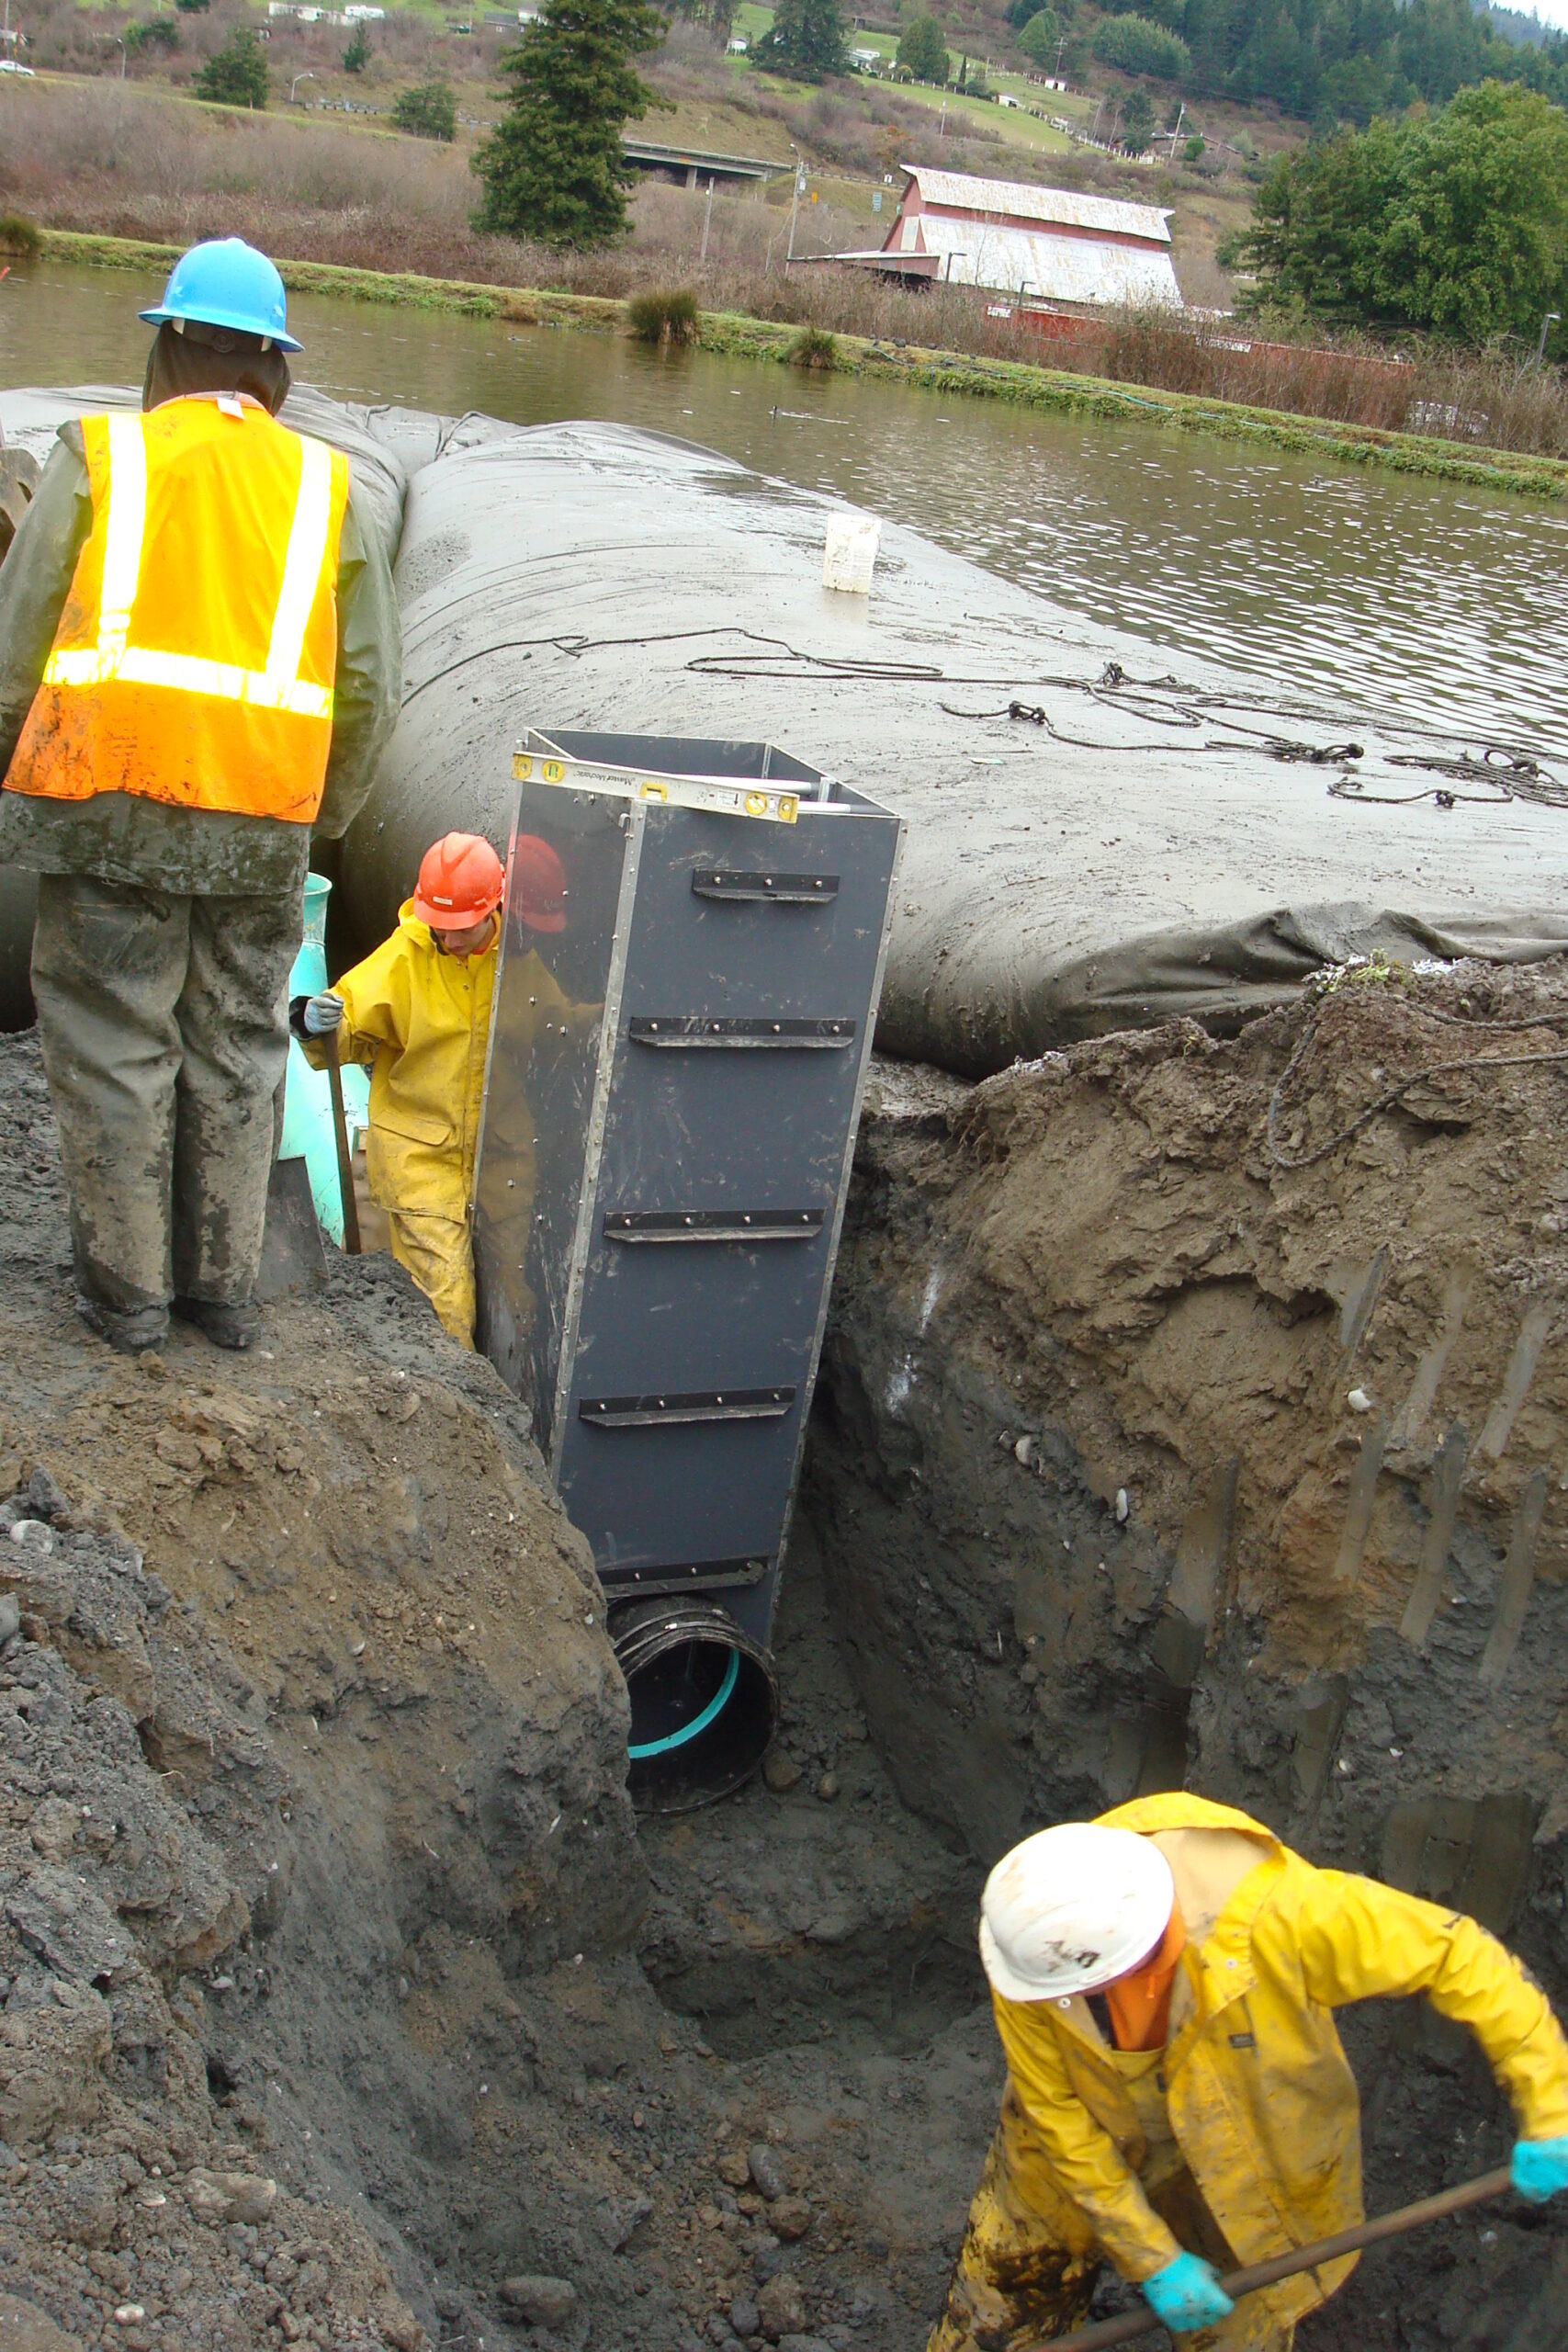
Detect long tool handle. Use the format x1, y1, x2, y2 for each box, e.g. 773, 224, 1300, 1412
325, 1050, 362, 1257
1043, 2166, 1514, 2350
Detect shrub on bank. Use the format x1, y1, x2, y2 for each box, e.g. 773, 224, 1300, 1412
790, 322, 838, 368
627, 284, 699, 343
195, 28, 268, 107
392, 81, 456, 141
0, 213, 41, 257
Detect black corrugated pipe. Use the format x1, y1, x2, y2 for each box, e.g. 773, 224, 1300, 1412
611, 1600, 780, 1814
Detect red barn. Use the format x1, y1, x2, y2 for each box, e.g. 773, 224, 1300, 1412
828, 163, 1183, 309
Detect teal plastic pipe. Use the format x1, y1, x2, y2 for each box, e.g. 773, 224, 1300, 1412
278, 873, 371, 1248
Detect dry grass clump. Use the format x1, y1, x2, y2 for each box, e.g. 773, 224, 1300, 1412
0, 212, 42, 257
626, 284, 700, 345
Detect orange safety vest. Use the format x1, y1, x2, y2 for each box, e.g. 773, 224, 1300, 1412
6, 395, 349, 823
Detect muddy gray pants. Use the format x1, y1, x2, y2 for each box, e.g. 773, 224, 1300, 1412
31, 874, 300, 1313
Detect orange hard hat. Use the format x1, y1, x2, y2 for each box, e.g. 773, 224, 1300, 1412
513, 832, 568, 933
412, 832, 504, 928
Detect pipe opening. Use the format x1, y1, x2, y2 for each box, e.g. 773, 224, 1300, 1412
611, 1599, 779, 1814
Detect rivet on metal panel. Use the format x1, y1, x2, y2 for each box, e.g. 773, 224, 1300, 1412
772, 1023, 781, 1035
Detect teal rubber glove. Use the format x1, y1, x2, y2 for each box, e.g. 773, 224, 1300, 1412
1143, 2251, 1235, 2332
1512, 2135, 1568, 2202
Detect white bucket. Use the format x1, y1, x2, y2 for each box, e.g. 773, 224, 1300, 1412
822, 511, 881, 595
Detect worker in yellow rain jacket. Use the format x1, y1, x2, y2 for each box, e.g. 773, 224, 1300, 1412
294, 830, 576, 1348
930, 1793, 1568, 2351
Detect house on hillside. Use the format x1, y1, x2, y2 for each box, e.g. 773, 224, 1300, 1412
813, 164, 1183, 309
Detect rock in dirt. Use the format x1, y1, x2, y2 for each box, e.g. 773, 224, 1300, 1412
769, 2197, 812, 2243
0, 2294, 82, 2351
815, 1773, 839, 1804
0, 1596, 18, 1646
0, 1981, 111, 2143
727, 2295, 760, 2337
755, 2273, 807, 2342
182, 2167, 277, 2225
748, 2144, 786, 2202
761, 1747, 802, 1794
716, 2149, 752, 2189
501, 2274, 578, 2328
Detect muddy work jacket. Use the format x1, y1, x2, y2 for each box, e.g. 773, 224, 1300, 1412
306, 900, 499, 1220
0, 410, 399, 898
991, 1792, 1568, 2338
7, 399, 348, 820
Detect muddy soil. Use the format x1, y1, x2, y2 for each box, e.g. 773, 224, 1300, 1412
801, 958, 1568, 2349
0, 1032, 998, 2352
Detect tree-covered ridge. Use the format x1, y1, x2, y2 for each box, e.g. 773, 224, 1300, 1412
1122, 0, 1568, 124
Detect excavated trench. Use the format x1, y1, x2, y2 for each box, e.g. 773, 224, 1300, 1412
1, 974, 1567, 2352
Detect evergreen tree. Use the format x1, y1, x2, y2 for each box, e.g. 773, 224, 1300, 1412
896, 11, 950, 82
1092, 12, 1190, 78
1226, 79, 1568, 342
1120, 85, 1156, 146
196, 27, 268, 106
756, 0, 846, 80
472, 0, 667, 246
1018, 9, 1062, 65
343, 22, 370, 71
393, 79, 457, 138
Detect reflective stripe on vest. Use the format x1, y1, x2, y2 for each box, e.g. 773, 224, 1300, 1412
42, 412, 336, 721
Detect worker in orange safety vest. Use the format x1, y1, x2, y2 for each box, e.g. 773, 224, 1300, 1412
0, 241, 400, 1354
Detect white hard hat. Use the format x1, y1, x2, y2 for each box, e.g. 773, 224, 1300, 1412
979, 1824, 1175, 2003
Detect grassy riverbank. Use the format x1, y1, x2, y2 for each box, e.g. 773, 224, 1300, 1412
33, 227, 1568, 501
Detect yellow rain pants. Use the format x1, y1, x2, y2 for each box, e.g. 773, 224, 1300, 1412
931, 1792, 1568, 2351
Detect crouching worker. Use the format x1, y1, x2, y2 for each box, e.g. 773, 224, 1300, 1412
930, 1792, 1568, 2351
292, 831, 505, 1348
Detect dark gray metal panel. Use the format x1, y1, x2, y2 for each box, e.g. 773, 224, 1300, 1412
474, 738, 900, 1635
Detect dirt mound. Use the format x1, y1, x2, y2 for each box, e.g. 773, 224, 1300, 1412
0, 1030, 1000, 2352
803, 956, 1568, 2346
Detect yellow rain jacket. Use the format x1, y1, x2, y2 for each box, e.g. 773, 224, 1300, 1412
309, 899, 499, 1217
990, 1792, 1568, 2337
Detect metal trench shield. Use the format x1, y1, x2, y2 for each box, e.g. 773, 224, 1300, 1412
471, 731, 903, 1805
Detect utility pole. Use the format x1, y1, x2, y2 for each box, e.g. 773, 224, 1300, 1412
1089, 93, 1104, 140
700, 175, 715, 264
1168, 99, 1185, 160
290, 68, 315, 101
784, 145, 804, 276
1537, 311, 1561, 368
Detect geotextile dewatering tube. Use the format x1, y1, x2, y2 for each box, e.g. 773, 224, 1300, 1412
610, 1600, 780, 1814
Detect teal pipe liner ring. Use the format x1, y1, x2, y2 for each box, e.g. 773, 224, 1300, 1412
627, 1646, 740, 1760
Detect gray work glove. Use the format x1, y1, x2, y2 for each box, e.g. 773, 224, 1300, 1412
303, 991, 344, 1037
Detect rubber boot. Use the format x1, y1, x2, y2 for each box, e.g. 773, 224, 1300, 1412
173, 1296, 262, 1351
75, 1295, 169, 1357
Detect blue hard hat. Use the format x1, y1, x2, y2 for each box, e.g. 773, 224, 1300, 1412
139, 237, 302, 353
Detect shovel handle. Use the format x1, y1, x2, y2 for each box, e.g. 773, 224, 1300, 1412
325, 1049, 362, 1257
1041, 2165, 1515, 2350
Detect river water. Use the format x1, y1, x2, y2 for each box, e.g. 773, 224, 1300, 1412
5, 258, 1566, 756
